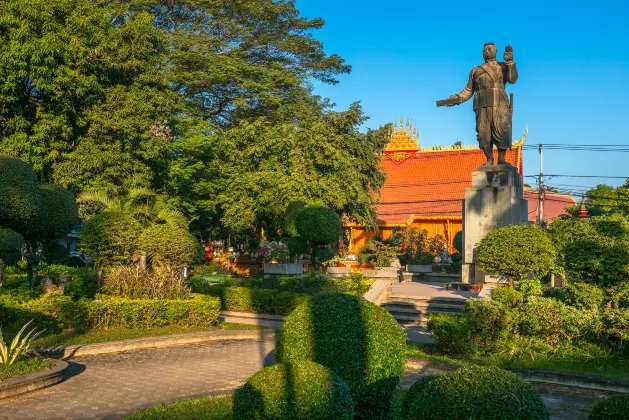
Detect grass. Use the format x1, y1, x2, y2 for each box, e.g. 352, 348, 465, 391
0, 358, 54, 382
33, 323, 271, 349
127, 390, 411, 419
406, 342, 629, 381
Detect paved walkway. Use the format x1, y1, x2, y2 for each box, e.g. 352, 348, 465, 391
390, 281, 479, 300
0, 339, 275, 420
0, 338, 618, 420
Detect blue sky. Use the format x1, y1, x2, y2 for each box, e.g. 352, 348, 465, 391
295, 0, 629, 193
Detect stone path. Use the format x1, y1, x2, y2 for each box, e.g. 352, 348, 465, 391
0, 337, 620, 420
0, 339, 275, 420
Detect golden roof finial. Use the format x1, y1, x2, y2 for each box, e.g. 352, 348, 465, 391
514, 124, 529, 146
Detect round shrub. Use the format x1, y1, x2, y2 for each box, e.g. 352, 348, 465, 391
450, 252, 462, 263
287, 236, 308, 256
491, 286, 523, 308
284, 200, 307, 238
275, 293, 406, 419
138, 224, 198, 268
513, 297, 585, 345
314, 246, 336, 263
233, 360, 354, 420
475, 225, 557, 281
403, 365, 550, 420
453, 230, 463, 253
401, 375, 438, 419
0, 228, 25, 265
465, 298, 511, 349
295, 206, 341, 245
0, 156, 40, 225
28, 185, 78, 240
589, 395, 629, 420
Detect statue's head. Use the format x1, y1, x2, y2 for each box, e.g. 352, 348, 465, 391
483, 42, 497, 61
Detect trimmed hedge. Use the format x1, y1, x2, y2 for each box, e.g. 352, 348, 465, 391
275, 293, 406, 419
403, 365, 549, 420
426, 314, 470, 355
233, 361, 354, 419
0, 292, 220, 333
203, 286, 310, 316
491, 286, 523, 308
589, 395, 629, 420
244, 273, 373, 296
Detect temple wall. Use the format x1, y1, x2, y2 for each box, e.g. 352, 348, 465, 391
345, 218, 462, 255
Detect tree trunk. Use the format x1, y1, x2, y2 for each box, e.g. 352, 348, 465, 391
0, 258, 5, 288
97, 266, 103, 291
508, 277, 514, 288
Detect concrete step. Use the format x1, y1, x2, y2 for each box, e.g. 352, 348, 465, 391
391, 313, 428, 326
387, 294, 468, 305
383, 305, 462, 317
383, 300, 465, 311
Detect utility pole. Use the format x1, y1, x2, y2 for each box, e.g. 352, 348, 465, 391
538, 144, 545, 227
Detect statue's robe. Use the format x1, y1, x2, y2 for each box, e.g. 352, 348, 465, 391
457, 60, 518, 149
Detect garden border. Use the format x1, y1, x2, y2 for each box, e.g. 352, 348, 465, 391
406, 358, 629, 394
31, 329, 277, 360
0, 359, 68, 400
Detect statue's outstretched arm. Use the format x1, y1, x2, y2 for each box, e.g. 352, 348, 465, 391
453, 69, 474, 103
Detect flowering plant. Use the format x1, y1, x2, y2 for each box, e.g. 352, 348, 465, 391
257, 241, 290, 263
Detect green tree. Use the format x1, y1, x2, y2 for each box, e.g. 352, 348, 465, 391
78, 211, 142, 286
549, 214, 629, 285
22, 185, 78, 287
0, 228, 24, 287
0, 156, 40, 229
475, 225, 557, 287
138, 224, 198, 269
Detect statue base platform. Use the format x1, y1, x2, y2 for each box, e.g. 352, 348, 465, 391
461, 164, 528, 283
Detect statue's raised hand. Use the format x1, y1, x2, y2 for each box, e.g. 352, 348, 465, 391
503, 45, 514, 62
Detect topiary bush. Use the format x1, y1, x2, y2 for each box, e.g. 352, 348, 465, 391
400, 375, 438, 419
234, 360, 354, 420
286, 236, 308, 256
233, 360, 354, 420
27, 184, 78, 241
453, 230, 463, 253
466, 298, 512, 351
138, 224, 198, 268
275, 293, 406, 419
402, 365, 550, 420
589, 395, 629, 420
491, 286, 523, 308
295, 206, 341, 245
0, 156, 40, 227
475, 225, 557, 283
0, 228, 25, 286
313, 246, 335, 263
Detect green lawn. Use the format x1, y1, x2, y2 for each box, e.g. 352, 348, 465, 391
127, 391, 410, 419
33, 323, 270, 349
406, 342, 629, 380
0, 358, 54, 382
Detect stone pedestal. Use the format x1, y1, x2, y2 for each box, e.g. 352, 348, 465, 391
462, 164, 528, 283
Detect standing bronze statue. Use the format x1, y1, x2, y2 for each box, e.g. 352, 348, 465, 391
437, 43, 518, 165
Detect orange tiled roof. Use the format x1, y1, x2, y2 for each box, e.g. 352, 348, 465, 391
376, 146, 523, 224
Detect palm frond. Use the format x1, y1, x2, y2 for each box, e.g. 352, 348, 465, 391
156, 208, 189, 228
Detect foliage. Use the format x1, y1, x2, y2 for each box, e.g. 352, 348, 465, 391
589, 395, 629, 420
284, 201, 307, 238
244, 273, 373, 296
233, 361, 354, 420
0, 320, 44, 365
365, 240, 398, 268
426, 314, 471, 355
466, 298, 512, 350
450, 252, 462, 263
606, 283, 629, 308
0, 157, 40, 227
549, 214, 629, 285
516, 279, 544, 297
601, 309, 629, 354
42, 242, 70, 265
78, 211, 142, 270
0, 229, 25, 267
0, 357, 53, 382
37, 265, 98, 300
138, 224, 198, 268
127, 394, 234, 420
85, 295, 220, 330
475, 225, 557, 281
491, 286, 523, 308
203, 286, 309, 316
102, 266, 191, 300
26, 185, 78, 242
295, 206, 342, 245
558, 282, 604, 311
453, 230, 463, 253
402, 365, 549, 420
258, 241, 290, 263
391, 227, 445, 265
286, 237, 309, 257
275, 293, 406, 419
313, 246, 336, 263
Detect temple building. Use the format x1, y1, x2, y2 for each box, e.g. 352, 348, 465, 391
345, 119, 575, 254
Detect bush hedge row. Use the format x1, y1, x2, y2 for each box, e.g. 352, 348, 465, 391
202, 286, 310, 316
0, 292, 220, 333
